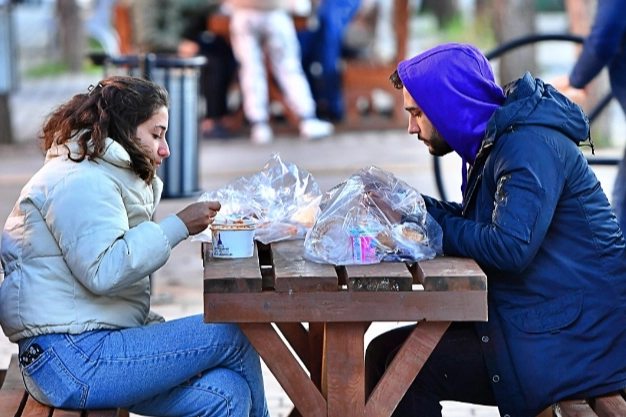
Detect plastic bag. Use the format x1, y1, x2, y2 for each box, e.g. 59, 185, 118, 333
303, 166, 443, 265
193, 153, 322, 244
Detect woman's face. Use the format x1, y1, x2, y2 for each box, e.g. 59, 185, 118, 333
136, 106, 170, 169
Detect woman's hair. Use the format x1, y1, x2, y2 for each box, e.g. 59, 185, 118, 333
40, 75, 170, 183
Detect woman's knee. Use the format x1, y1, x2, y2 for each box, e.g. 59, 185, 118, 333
189, 368, 252, 416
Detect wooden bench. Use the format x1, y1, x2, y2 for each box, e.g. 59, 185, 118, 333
554, 391, 626, 416
0, 354, 128, 417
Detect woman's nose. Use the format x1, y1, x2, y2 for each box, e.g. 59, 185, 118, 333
159, 140, 170, 158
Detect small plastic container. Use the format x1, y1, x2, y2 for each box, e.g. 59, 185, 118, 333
211, 221, 257, 258
350, 227, 378, 264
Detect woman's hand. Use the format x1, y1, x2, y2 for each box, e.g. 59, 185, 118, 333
176, 201, 221, 235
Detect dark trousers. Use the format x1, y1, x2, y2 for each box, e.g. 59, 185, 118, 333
365, 322, 497, 416
198, 34, 236, 119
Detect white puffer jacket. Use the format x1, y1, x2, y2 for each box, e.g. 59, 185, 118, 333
0, 138, 189, 342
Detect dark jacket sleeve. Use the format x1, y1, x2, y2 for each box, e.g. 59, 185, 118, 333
569, 0, 626, 88
435, 133, 565, 272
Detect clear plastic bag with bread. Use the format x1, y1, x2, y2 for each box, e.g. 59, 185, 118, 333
303, 166, 443, 265
193, 153, 322, 244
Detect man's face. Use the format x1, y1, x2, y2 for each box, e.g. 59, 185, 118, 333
402, 87, 453, 157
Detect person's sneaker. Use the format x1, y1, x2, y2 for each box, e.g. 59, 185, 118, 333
299, 118, 334, 140
251, 123, 273, 145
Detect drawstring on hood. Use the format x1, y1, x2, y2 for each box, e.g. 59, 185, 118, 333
397, 43, 505, 195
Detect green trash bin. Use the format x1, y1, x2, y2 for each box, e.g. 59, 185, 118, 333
104, 53, 207, 199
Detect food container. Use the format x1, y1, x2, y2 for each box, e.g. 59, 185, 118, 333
349, 227, 378, 264
210, 221, 257, 258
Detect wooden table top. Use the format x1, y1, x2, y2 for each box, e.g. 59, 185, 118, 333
203, 240, 487, 323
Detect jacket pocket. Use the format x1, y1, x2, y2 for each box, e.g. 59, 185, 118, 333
501, 291, 583, 333
21, 348, 88, 409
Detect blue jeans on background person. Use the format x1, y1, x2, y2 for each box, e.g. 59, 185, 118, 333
365, 322, 497, 416
298, 0, 361, 121
17, 315, 269, 417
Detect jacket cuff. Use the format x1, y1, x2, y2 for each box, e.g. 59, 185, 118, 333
159, 214, 190, 249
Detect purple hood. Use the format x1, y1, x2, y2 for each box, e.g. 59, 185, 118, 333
397, 43, 505, 194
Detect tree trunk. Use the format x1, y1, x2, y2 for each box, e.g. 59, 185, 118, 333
493, 0, 537, 86
57, 0, 85, 72
0, 4, 15, 144
0, 94, 12, 144
475, 0, 494, 27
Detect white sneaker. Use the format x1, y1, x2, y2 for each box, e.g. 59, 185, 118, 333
251, 123, 273, 145
299, 118, 334, 140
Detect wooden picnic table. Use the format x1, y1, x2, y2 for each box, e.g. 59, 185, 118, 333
202, 239, 487, 417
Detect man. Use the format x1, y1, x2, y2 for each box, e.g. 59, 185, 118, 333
364, 43, 626, 417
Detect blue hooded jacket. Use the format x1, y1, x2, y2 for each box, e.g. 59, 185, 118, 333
399, 44, 626, 416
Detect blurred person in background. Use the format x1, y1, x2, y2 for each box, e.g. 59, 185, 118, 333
223, 0, 334, 145
129, 0, 238, 140
551, 0, 626, 228
297, 0, 361, 122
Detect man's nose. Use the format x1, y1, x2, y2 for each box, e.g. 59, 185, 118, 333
407, 118, 420, 135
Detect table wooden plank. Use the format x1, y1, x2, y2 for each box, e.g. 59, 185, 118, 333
309, 323, 325, 389
594, 391, 626, 416
239, 323, 327, 417
554, 399, 597, 417
415, 256, 487, 291
271, 241, 339, 292
365, 322, 450, 417
203, 243, 262, 293
205, 291, 487, 322
325, 323, 366, 417
343, 262, 413, 291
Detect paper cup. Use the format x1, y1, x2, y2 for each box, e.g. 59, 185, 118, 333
211, 221, 256, 258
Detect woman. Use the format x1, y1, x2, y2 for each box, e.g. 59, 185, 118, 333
0, 76, 269, 417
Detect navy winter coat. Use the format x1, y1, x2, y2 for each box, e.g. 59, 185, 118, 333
423, 73, 626, 417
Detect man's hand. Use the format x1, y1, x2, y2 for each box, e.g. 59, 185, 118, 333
176, 201, 221, 235
550, 75, 587, 106
366, 190, 402, 224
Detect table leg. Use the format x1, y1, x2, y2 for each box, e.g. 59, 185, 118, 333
309, 322, 324, 389
239, 323, 327, 417
323, 322, 367, 417
364, 321, 450, 417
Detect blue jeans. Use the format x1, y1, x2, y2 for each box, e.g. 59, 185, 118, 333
17, 315, 269, 417
298, 0, 361, 120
